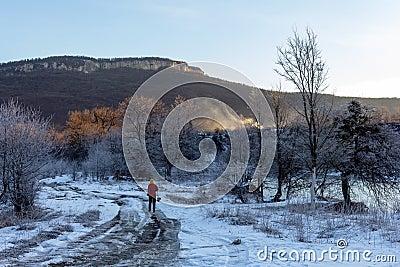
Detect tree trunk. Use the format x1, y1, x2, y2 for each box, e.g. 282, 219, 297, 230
72, 162, 76, 181
286, 177, 292, 202
316, 172, 327, 200
114, 170, 120, 180
14, 203, 22, 213
0, 183, 6, 201
341, 176, 351, 211
310, 166, 316, 211
259, 180, 264, 202
0, 128, 7, 201
273, 173, 283, 202
14, 177, 23, 213
273, 134, 284, 202
166, 160, 172, 177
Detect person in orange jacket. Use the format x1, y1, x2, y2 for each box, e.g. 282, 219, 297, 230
147, 178, 158, 212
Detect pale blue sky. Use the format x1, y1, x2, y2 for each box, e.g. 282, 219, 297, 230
1, 1, 399, 97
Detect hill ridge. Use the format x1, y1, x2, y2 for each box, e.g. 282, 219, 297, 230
0, 55, 399, 125
0, 56, 204, 75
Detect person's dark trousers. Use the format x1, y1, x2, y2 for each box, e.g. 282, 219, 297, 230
148, 195, 156, 212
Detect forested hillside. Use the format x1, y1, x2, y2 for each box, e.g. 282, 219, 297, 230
0, 56, 399, 125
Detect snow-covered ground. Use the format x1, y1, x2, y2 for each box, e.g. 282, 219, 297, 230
0, 175, 155, 266
161, 201, 400, 267
0, 175, 399, 266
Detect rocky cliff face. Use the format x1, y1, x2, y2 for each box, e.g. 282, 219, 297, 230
0, 56, 204, 75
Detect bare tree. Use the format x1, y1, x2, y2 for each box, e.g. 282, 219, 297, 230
124, 96, 154, 144
275, 28, 329, 211
0, 119, 8, 202
91, 106, 122, 138
106, 129, 129, 179
266, 83, 290, 202
83, 140, 114, 180
0, 100, 54, 214
280, 121, 308, 200
163, 95, 194, 178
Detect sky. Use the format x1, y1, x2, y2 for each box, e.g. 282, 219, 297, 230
1, 0, 399, 98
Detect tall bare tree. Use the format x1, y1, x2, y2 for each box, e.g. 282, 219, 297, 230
124, 96, 154, 144
267, 83, 290, 202
275, 28, 329, 211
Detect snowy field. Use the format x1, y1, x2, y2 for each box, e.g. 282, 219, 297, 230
162, 201, 400, 266
0, 175, 399, 266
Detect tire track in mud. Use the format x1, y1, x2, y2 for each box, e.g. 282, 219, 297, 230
3, 187, 181, 267
64, 195, 181, 267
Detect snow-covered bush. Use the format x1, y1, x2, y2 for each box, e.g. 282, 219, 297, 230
0, 100, 54, 214
82, 141, 114, 180
41, 159, 71, 179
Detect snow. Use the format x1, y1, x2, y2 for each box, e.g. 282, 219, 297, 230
0, 175, 147, 265
161, 201, 400, 266
0, 175, 399, 266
